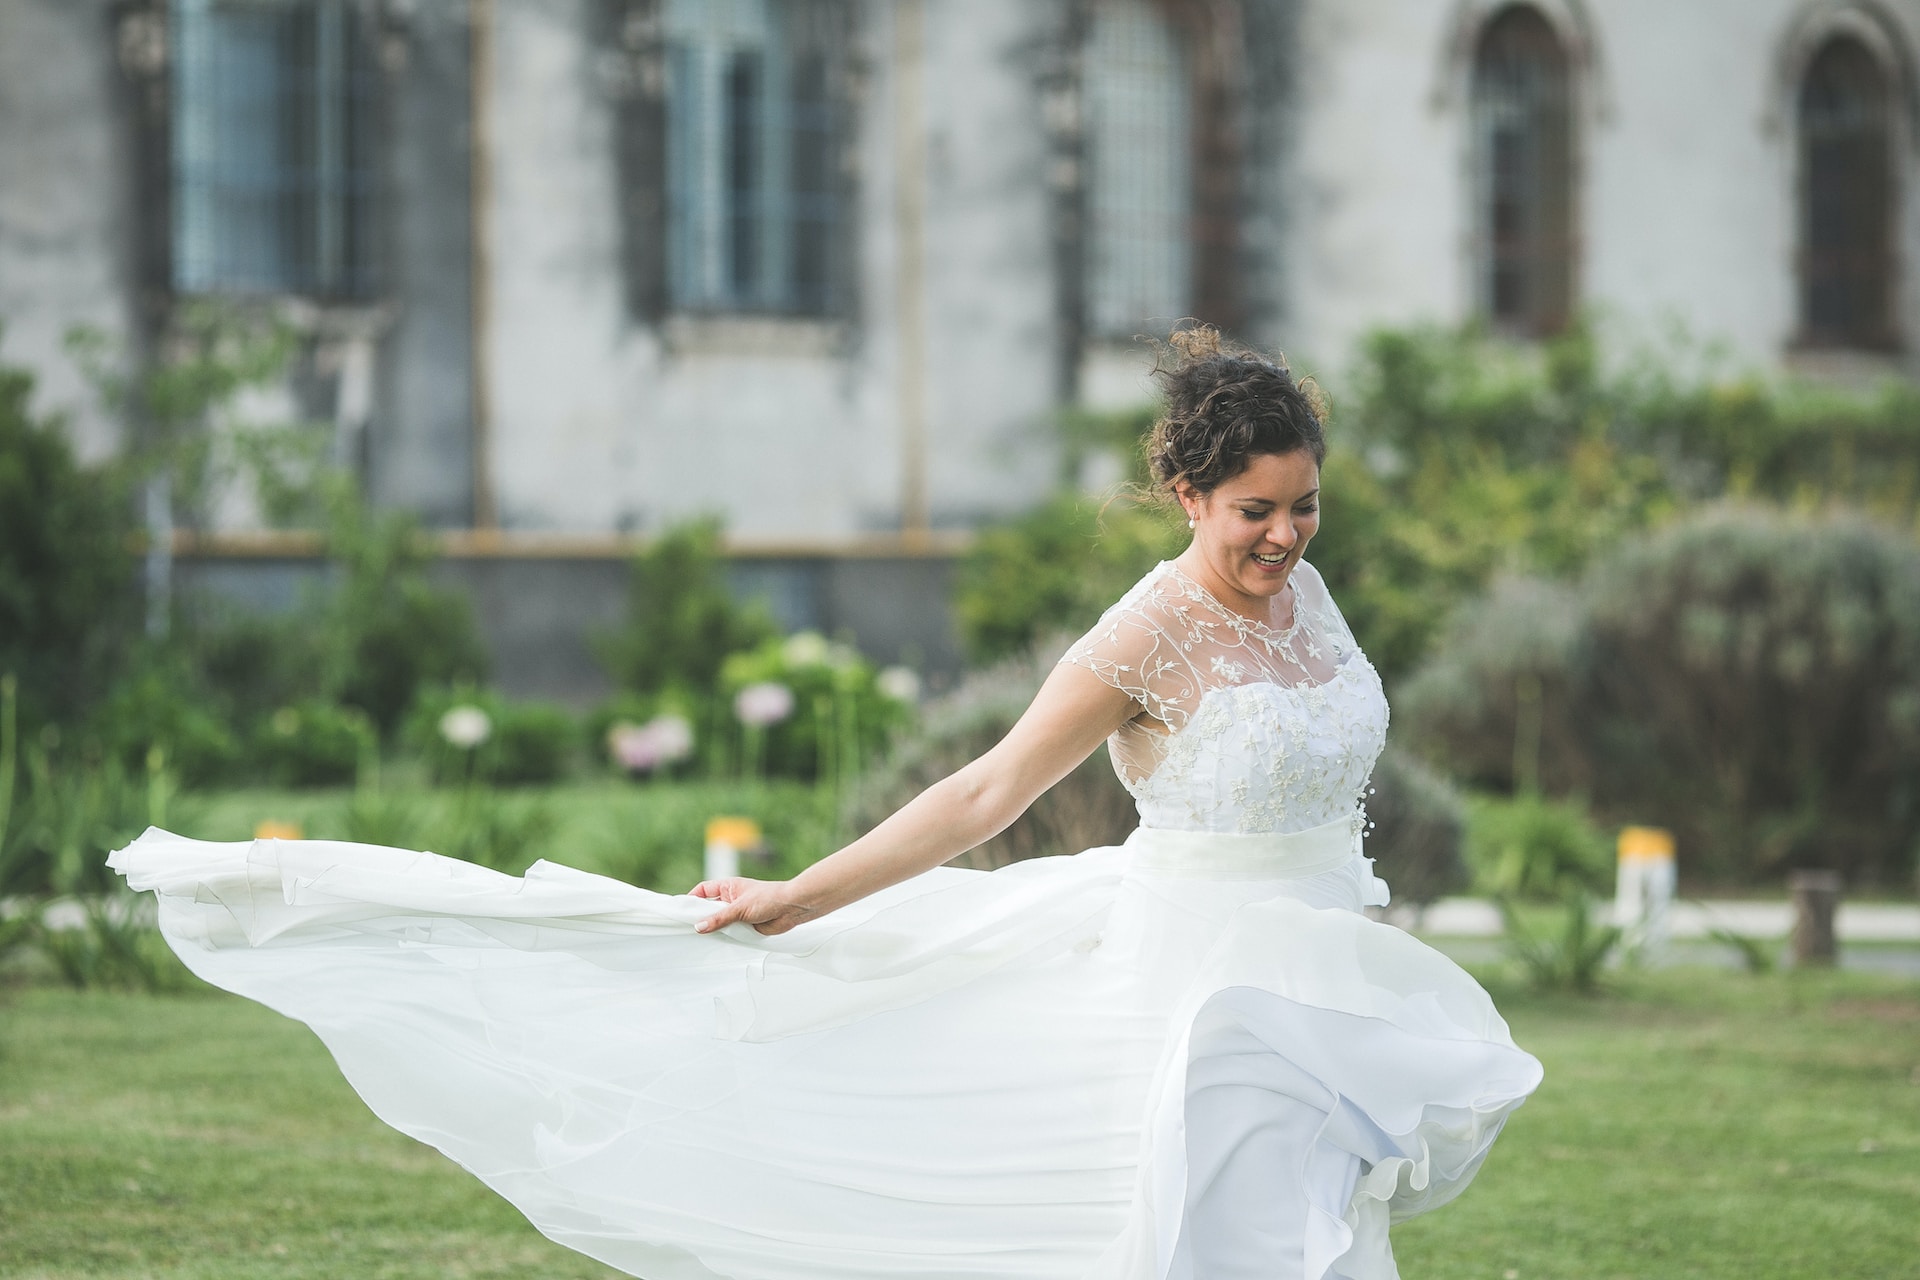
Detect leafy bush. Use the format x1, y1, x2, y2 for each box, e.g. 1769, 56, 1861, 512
1363, 747, 1468, 908
0, 743, 164, 897
955, 492, 1185, 665
1500, 892, 1622, 994
403, 687, 579, 787
719, 632, 915, 784
595, 518, 776, 699
90, 660, 243, 785
966, 324, 1920, 683
0, 358, 137, 729
312, 492, 490, 737
1465, 792, 1612, 900
31, 889, 196, 993
253, 699, 372, 789
846, 638, 1136, 867
1401, 507, 1920, 886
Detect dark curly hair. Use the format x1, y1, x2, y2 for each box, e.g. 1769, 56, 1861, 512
1145, 326, 1327, 500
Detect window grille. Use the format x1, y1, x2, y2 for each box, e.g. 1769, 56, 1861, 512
664, 0, 846, 315
170, 0, 381, 300
1470, 6, 1573, 337
1084, 0, 1192, 339
1799, 37, 1895, 349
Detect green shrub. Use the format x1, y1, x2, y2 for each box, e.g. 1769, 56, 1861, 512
1499, 892, 1622, 994
1465, 792, 1613, 900
0, 359, 137, 729
719, 632, 916, 784
0, 746, 162, 897
314, 493, 489, 737
1364, 747, 1469, 908
254, 700, 371, 789
404, 687, 578, 787
595, 518, 776, 699
90, 661, 243, 786
846, 639, 1135, 867
955, 492, 1186, 665
1402, 506, 1920, 886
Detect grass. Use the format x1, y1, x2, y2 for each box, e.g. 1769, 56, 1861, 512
3, 967, 1916, 1279
165, 779, 845, 893
1389, 967, 1920, 1280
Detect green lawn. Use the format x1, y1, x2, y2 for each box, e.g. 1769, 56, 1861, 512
2, 967, 1916, 1279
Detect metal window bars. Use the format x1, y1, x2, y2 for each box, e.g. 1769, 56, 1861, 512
1083, 0, 1193, 340
1799, 37, 1896, 350
1470, 6, 1574, 338
170, 0, 381, 301
663, 0, 845, 316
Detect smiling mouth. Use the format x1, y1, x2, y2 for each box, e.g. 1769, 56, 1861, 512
1252, 551, 1288, 566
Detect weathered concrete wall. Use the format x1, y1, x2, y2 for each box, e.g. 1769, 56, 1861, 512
371, 3, 478, 527
1282, 0, 1920, 375
0, 0, 134, 458
481, 0, 1064, 540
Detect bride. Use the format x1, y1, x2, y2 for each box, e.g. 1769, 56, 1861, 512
114, 328, 1541, 1280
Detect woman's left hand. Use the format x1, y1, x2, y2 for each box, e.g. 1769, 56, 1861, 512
690, 877, 815, 936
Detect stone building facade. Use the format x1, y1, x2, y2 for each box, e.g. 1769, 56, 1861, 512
2, 0, 1914, 692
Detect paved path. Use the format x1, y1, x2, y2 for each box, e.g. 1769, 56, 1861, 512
1387, 897, 1920, 942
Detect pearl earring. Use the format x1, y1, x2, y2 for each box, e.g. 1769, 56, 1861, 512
1186, 516, 1196, 529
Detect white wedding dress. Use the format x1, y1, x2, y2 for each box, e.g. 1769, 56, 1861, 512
112, 559, 1541, 1280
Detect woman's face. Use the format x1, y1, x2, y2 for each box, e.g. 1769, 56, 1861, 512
1176, 450, 1321, 614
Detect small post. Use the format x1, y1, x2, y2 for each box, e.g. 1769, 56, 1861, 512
1789, 870, 1842, 967
704, 816, 765, 883
1615, 826, 1676, 956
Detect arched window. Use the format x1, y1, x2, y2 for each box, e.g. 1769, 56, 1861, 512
1084, 0, 1192, 338
1470, 5, 1574, 336
1798, 37, 1896, 349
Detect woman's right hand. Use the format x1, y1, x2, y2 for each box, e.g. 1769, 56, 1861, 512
690, 877, 817, 936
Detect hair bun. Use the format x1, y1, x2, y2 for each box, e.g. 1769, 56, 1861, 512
1166, 324, 1224, 363
1144, 324, 1327, 499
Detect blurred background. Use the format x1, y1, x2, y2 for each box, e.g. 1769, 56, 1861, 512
2, 2, 1919, 1274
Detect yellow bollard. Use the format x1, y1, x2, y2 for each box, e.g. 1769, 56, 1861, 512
704, 817, 764, 882
1615, 826, 1676, 954
254, 820, 303, 841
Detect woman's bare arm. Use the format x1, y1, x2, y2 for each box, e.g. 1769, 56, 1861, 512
692, 662, 1139, 934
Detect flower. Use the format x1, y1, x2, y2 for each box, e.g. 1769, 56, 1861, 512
645, 712, 695, 763
606, 714, 696, 775
438, 705, 492, 750
781, 631, 830, 668
734, 681, 796, 727
876, 666, 922, 704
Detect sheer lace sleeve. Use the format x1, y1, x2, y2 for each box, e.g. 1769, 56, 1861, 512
1059, 570, 1203, 733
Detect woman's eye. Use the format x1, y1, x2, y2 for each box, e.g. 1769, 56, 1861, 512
1297, 504, 1319, 516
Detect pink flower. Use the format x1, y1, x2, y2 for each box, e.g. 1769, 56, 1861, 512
734, 682, 796, 728
606, 714, 697, 775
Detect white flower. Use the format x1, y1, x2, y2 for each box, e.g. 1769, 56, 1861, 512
438, 705, 492, 749
781, 631, 830, 668
876, 666, 922, 704
734, 681, 796, 727
644, 713, 695, 762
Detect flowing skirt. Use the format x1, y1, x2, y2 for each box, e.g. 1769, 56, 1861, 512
111, 815, 1541, 1280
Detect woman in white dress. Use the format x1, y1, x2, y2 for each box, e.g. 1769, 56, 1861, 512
114, 328, 1541, 1280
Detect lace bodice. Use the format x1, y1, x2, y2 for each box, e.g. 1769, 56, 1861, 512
1061, 560, 1389, 834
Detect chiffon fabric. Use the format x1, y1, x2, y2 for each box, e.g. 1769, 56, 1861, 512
112, 560, 1542, 1280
